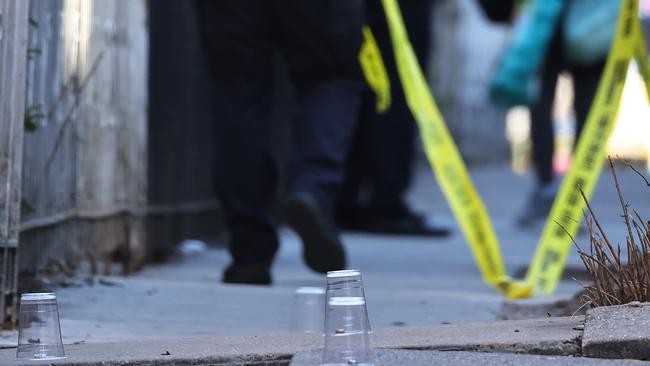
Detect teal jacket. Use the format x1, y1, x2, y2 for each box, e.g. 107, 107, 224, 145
490, 0, 619, 107
489, 0, 566, 107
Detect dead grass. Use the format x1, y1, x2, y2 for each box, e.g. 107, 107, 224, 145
573, 157, 650, 308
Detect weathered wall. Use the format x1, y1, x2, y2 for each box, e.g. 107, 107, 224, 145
19, 0, 148, 277
0, 0, 30, 328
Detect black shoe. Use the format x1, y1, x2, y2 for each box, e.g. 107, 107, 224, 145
359, 202, 451, 237
278, 193, 346, 273
222, 263, 272, 285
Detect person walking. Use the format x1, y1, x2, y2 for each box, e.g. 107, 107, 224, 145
195, 0, 365, 284
336, 0, 451, 237
487, 0, 617, 227
517, 21, 606, 226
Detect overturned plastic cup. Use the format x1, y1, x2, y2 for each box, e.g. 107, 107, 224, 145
322, 270, 373, 366
289, 287, 326, 333
16, 293, 66, 361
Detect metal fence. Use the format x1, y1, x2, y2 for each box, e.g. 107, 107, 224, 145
0, 0, 29, 329
0, 0, 231, 328
18, 0, 148, 282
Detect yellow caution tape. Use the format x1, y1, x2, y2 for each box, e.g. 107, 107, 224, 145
634, 21, 650, 101
359, 26, 391, 113
381, 0, 531, 299
381, 0, 650, 298
527, 0, 650, 294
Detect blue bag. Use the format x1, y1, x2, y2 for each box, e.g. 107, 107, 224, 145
563, 0, 620, 66
489, 0, 566, 107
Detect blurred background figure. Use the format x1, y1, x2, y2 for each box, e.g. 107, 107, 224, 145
336, 0, 451, 237
194, 0, 365, 285
476, 0, 516, 23
487, 0, 618, 227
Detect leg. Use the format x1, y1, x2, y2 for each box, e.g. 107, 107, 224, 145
287, 79, 363, 214
278, 0, 365, 209
335, 88, 374, 230
529, 59, 561, 185
367, 0, 431, 208
518, 28, 564, 226
274, 0, 365, 272
336, 0, 428, 218
348, 0, 448, 236
195, 0, 278, 283
571, 60, 605, 139
282, 79, 363, 273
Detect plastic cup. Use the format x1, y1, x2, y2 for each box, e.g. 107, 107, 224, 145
16, 293, 66, 361
289, 287, 326, 333
322, 270, 373, 366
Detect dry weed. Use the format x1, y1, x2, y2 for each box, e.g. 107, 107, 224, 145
574, 157, 650, 308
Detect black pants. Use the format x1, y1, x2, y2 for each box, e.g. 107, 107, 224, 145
195, 0, 364, 265
339, 0, 433, 210
530, 25, 605, 185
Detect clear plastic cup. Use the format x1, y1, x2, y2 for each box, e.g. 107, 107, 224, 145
289, 287, 326, 333
16, 293, 66, 361
325, 270, 371, 332
322, 270, 373, 366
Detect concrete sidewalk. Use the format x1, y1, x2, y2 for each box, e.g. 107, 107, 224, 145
0, 317, 589, 365
0, 316, 645, 366
292, 350, 650, 366
1, 163, 648, 362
